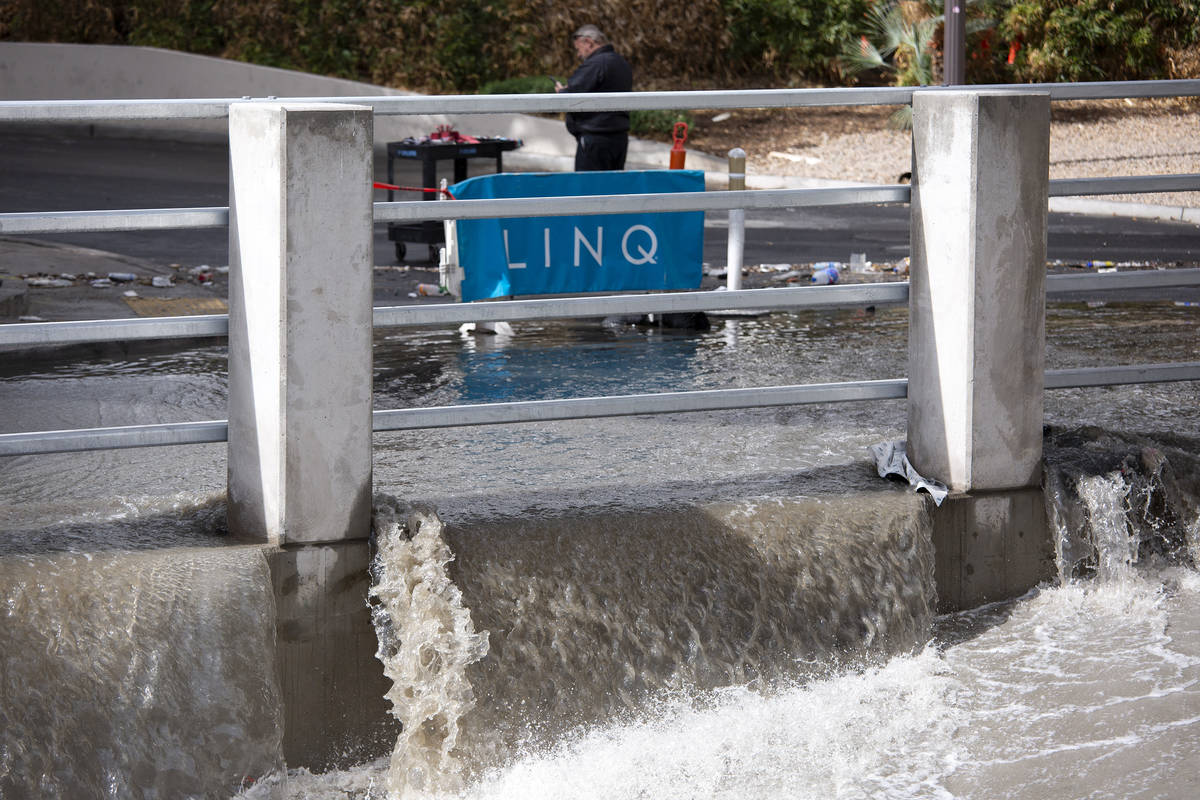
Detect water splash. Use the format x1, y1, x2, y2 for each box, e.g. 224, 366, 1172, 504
1043, 426, 1200, 582
364, 491, 935, 795
368, 497, 490, 797
1078, 473, 1138, 581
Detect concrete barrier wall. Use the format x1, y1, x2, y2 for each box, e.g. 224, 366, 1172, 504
0, 42, 698, 171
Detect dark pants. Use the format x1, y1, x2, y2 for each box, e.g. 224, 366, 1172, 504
574, 132, 628, 171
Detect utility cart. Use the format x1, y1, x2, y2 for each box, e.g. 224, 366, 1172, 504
384, 133, 522, 262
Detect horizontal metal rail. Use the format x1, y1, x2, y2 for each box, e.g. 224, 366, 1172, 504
0, 420, 228, 456
373, 362, 1200, 431
0, 206, 228, 235
375, 186, 910, 223
1046, 267, 1200, 294
1049, 174, 1200, 197
2, 80, 1199, 122
4, 361, 1198, 456
1045, 362, 1200, 388
372, 380, 908, 431
4, 172, 1197, 235
4, 269, 1199, 349
374, 284, 906, 327
0, 314, 228, 347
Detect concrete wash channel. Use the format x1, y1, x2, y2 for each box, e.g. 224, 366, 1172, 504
270, 496, 1052, 771
14, 61, 1199, 790
221, 90, 1058, 769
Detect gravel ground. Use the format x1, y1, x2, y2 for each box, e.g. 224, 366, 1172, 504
743, 101, 1200, 209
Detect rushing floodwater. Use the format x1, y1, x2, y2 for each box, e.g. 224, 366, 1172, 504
2, 299, 1198, 798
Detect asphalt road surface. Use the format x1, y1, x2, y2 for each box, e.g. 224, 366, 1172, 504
3, 127, 1199, 271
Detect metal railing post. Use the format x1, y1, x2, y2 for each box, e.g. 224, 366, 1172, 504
226, 102, 375, 544
907, 89, 1051, 493
726, 148, 746, 291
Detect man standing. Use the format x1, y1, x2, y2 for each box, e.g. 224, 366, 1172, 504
554, 24, 633, 171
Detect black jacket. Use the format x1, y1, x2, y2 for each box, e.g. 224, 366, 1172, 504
564, 44, 633, 136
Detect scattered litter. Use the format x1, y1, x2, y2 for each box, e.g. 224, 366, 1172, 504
90, 278, 114, 288
108, 272, 137, 282
1098, 267, 1117, 273
811, 263, 840, 285
58, 273, 77, 281
1085, 260, 1113, 268
768, 151, 822, 165
416, 283, 445, 296
850, 253, 870, 272
407, 292, 418, 298
18, 315, 46, 322
869, 440, 948, 506
26, 278, 74, 288
1174, 301, 1200, 307
123, 290, 139, 298
764, 263, 793, 272
189, 265, 214, 284
460, 321, 514, 335
711, 112, 731, 123
1087, 301, 1106, 308
215, 266, 230, 274
151, 276, 174, 288
705, 266, 728, 278
773, 270, 802, 281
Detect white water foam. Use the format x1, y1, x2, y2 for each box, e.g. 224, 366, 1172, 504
368, 498, 490, 797
244, 562, 1200, 800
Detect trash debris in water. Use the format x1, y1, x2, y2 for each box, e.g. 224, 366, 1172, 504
869, 441, 949, 505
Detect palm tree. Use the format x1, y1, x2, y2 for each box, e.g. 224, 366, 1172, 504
839, 1, 994, 128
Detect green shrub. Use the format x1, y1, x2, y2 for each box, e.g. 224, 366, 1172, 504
722, 0, 871, 82
629, 109, 695, 139
480, 76, 558, 95
1001, 0, 1200, 82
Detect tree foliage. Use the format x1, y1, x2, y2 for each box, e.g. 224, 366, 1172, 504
2, 1, 1198, 91
1000, 0, 1200, 82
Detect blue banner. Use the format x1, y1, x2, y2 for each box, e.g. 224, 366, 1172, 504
449, 170, 705, 302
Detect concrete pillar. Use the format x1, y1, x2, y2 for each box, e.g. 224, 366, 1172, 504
907, 90, 1050, 493
268, 542, 399, 769
227, 103, 374, 544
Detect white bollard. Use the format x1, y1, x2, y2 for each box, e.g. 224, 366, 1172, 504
906, 90, 1050, 493
227, 103, 375, 544
726, 148, 746, 291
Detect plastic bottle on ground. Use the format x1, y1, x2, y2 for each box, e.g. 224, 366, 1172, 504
811, 264, 840, 285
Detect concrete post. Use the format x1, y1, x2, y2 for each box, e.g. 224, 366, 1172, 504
907, 90, 1050, 493
227, 103, 374, 544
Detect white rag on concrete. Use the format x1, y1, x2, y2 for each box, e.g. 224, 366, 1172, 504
868, 440, 949, 506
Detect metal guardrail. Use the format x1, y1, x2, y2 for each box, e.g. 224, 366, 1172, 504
3, 81, 1199, 457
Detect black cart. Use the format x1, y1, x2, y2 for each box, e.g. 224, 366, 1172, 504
385, 137, 522, 262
